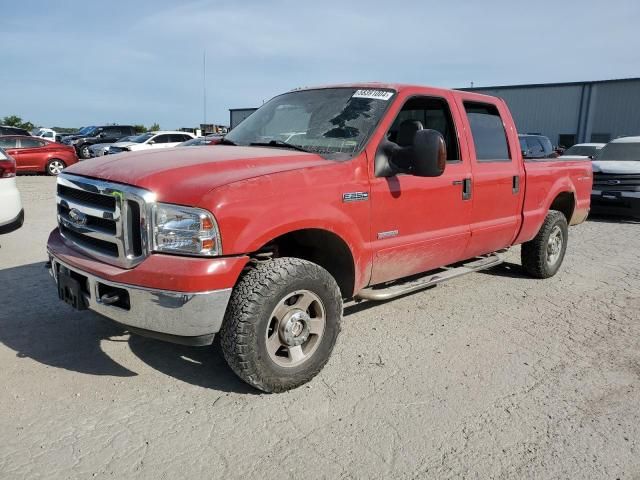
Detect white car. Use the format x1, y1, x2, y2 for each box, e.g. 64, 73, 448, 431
560, 143, 605, 159
591, 136, 640, 218
32, 128, 58, 143
108, 131, 196, 154
0, 148, 24, 234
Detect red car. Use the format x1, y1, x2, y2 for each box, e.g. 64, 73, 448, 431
0, 136, 78, 175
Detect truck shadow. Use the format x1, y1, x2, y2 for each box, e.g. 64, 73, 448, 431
0, 262, 255, 394
587, 214, 640, 225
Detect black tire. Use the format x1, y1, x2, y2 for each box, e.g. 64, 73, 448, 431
45, 158, 66, 176
78, 144, 91, 159
220, 257, 342, 393
521, 210, 568, 279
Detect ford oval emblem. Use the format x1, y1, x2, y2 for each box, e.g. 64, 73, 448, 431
68, 208, 88, 226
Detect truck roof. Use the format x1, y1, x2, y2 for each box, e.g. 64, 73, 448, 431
289, 82, 498, 101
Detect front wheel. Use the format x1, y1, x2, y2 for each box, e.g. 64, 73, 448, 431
46, 159, 66, 176
220, 257, 342, 392
78, 145, 91, 159
521, 210, 568, 279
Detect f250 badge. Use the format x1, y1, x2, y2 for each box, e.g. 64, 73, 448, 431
342, 192, 369, 202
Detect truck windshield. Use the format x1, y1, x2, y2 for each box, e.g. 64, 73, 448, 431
594, 142, 640, 161
224, 87, 395, 159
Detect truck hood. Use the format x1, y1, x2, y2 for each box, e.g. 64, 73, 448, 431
591, 160, 640, 174
64, 145, 330, 205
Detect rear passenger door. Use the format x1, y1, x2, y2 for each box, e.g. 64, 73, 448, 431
16, 137, 47, 171
454, 97, 524, 258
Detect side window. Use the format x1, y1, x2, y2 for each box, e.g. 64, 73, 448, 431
464, 102, 511, 162
153, 134, 171, 144
19, 138, 45, 148
105, 127, 122, 137
0, 137, 18, 149
170, 134, 188, 143
387, 96, 460, 161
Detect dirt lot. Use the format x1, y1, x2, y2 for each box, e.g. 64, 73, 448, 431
1, 176, 639, 479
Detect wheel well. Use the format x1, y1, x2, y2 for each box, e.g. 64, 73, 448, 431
254, 229, 356, 299
549, 192, 575, 223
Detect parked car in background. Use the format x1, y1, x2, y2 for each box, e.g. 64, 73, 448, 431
591, 136, 640, 218
519, 134, 558, 159
177, 134, 223, 147
561, 143, 605, 159
89, 135, 138, 158
0, 125, 31, 136
62, 125, 137, 159
0, 136, 78, 175
108, 131, 195, 154
32, 128, 58, 143
0, 147, 23, 234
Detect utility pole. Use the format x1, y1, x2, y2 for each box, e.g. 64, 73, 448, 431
203, 50, 207, 125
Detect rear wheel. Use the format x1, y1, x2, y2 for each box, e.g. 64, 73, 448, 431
220, 257, 342, 392
521, 210, 568, 279
46, 159, 66, 176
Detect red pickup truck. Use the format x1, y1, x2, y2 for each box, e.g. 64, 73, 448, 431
47, 83, 592, 392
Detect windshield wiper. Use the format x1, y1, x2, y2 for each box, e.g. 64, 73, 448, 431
219, 137, 237, 146
249, 140, 310, 153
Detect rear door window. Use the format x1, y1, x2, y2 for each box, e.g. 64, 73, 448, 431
19, 138, 45, 148
464, 102, 511, 162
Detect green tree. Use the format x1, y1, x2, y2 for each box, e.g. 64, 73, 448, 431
133, 124, 147, 134
148, 122, 160, 132
2, 115, 34, 131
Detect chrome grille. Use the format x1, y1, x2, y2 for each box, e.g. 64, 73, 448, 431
593, 172, 640, 192
56, 173, 155, 268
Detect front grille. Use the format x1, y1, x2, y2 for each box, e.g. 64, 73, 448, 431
593, 172, 640, 192
56, 174, 154, 268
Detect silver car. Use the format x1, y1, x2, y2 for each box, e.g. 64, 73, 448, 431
88, 135, 138, 158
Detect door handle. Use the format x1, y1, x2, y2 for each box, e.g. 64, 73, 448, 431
453, 178, 472, 200
512, 175, 520, 194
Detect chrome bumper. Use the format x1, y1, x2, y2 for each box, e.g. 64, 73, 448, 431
48, 255, 232, 342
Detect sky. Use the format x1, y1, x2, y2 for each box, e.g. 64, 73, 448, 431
1, 0, 638, 129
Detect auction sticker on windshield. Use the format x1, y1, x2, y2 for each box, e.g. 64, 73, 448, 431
352, 89, 394, 100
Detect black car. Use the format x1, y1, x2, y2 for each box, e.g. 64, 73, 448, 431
62, 125, 137, 159
0, 125, 31, 136
519, 134, 558, 160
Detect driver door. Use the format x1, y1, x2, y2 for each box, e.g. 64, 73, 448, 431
369, 93, 472, 285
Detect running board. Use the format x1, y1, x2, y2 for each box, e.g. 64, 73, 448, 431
356, 252, 505, 301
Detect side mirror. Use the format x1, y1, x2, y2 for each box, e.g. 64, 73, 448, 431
375, 129, 446, 178
148, 140, 155, 145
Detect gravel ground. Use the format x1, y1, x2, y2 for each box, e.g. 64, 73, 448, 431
1, 176, 639, 479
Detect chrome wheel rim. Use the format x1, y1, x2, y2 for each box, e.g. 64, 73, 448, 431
546, 225, 563, 265
48, 160, 64, 175
81, 146, 90, 157
265, 290, 326, 368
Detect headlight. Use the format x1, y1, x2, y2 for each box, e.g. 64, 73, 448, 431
151, 203, 221, 256
70, 139, 79, 145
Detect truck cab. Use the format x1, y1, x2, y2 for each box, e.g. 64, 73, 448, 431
47, 83, 592, 392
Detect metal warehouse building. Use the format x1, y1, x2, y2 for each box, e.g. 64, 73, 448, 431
466, 77, 640, 147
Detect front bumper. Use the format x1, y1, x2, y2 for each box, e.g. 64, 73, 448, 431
591, 190, 640, 218
48, 254, 232, 345
0, 208, 24, 234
